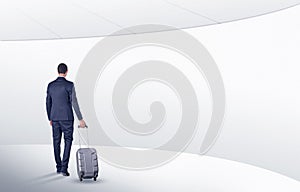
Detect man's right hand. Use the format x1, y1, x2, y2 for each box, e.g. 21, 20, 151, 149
79, 119, 86, 128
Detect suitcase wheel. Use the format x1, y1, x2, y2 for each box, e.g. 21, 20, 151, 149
79, 173, 83, 182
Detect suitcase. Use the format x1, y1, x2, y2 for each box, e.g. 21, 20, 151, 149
76, 125, 99, 182
76, 148, 99, 181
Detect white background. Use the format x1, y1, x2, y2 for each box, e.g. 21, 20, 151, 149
0, 5, 299, 181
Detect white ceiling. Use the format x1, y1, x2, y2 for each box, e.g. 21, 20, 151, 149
0, 0, 299, 40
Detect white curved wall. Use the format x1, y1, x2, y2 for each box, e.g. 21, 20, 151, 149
0, 0, 299, 40
0, 4, 299, 181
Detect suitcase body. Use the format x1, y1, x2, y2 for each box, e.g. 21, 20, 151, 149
76, 148, 99, 181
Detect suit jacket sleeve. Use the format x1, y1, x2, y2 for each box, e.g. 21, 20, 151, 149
72, 85, 83, 120
46, 84, 52, 121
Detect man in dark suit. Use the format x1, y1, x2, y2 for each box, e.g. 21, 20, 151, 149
46, 63, 86, 176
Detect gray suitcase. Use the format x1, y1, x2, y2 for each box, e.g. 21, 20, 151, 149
76, 125, 99, 182
76, 148, 99, 181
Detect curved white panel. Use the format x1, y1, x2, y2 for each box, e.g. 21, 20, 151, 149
0, 0, 299, 40
1, 145, 300, 192
0, 2, 299, 183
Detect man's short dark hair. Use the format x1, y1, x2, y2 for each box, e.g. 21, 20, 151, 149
58, 63, 68, 74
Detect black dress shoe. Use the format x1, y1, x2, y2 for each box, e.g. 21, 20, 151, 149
62, 172, 70, 176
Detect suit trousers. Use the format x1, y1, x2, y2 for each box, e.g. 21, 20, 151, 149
52, 120, 74, 172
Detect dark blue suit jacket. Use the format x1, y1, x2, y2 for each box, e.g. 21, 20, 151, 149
46, 77, 82, 121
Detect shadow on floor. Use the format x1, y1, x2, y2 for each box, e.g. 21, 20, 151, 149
27, 172, 57, 182
33, 175, 66, 185
27, 172, 65, 185
69, 178, 105, 185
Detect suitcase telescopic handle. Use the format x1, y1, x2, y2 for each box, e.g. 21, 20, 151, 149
78, 125, 88, 128
77, 125, 90, 148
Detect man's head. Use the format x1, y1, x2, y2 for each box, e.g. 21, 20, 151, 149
57, 63, 68, 77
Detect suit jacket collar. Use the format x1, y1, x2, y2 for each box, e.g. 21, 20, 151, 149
56, 76, 66, 81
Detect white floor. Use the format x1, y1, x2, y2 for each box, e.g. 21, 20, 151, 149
1, 145, 300, 192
